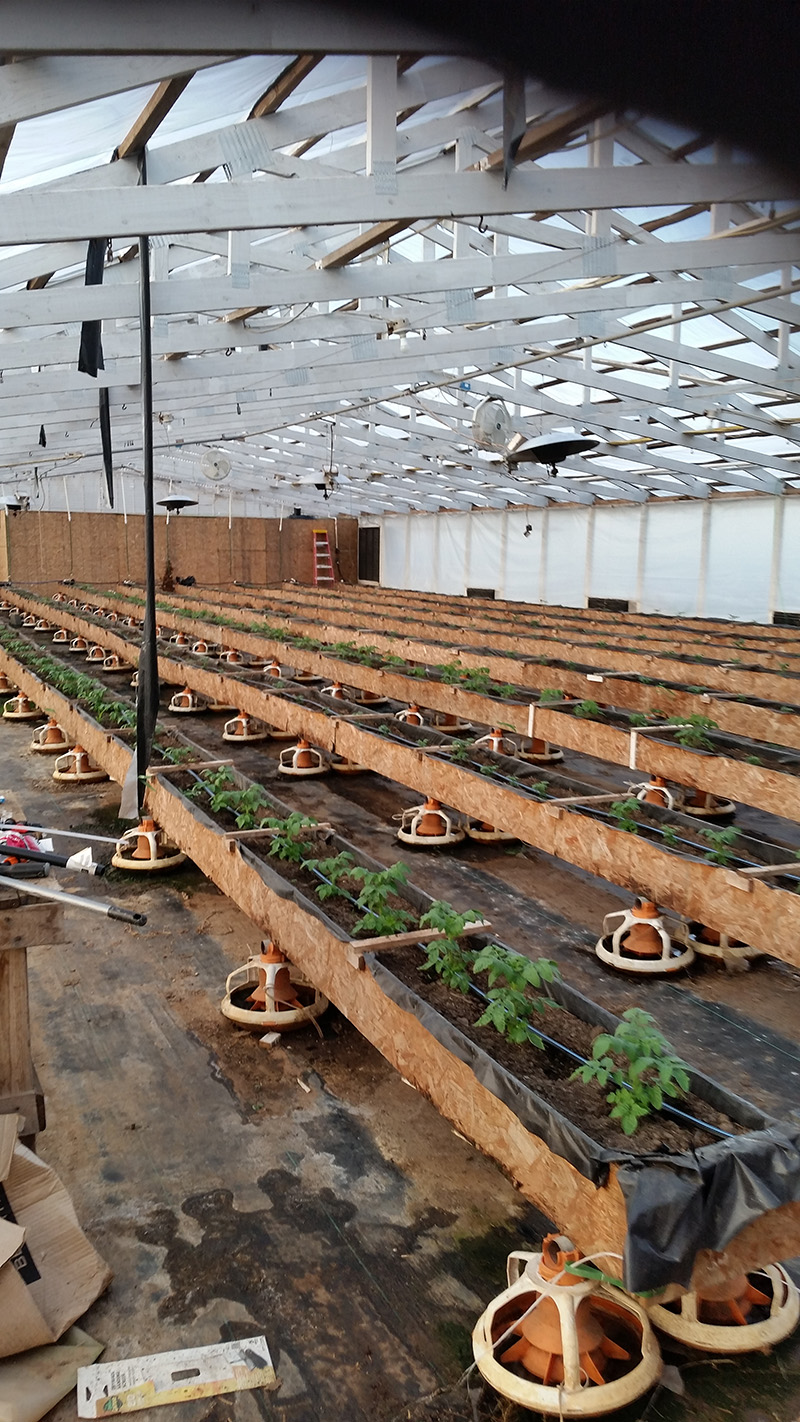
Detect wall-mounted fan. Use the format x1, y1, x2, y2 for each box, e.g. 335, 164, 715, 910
472, 397, 513, 450
200, 450, 232, 482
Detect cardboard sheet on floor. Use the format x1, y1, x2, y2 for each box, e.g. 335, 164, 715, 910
0, 1325, 103, 1422
0, 1115, 112, 1359
77, 1336, 277, 1416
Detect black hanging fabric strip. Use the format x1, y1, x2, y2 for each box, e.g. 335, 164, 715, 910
77, 236, 107, 378
99, 386, 114, 509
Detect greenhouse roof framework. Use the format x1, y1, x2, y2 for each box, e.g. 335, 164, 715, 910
0, 4, 799, 516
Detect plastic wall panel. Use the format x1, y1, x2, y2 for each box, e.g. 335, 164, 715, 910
503, 511, 543, 600
437, 514, 471, 593
406, 517, 438, 592
590, 506, 643, 601
543, 507, 589, 605
639, 502, 703, 615
379, 515, 408, 588
704, 499, 774, 621
776, 499, 800, 612
466, 511, 503, 594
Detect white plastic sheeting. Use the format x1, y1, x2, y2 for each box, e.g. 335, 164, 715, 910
591, 506, 644, 601
375, 496, 792, 624
640, 502, 704, 616
704, 498, 773, 622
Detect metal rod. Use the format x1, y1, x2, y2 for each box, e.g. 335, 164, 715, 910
136, 149, 159, 818
0, 821, 118, 846
0, 874, 147, 925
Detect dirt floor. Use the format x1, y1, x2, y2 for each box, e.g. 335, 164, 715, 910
1, 712, 800, 1421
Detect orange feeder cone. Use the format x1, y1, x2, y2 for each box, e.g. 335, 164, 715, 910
53, 745, 108, 783
0, 673, 15, 695
222, 939, 328, 1034
640, 775, 673, 809
222, 711, 270, 743
111, 817, 185, 872
596, 899, 694, 975
647, 1263, 799, 1354
395, 703, 426, 726
30, 717, 70, 754
265, 658, 283, 677
169, 686, 206, 714
397, 797, 464, 848
473, 1234, 661, 1415
278, 739, 327, 777
323, 681, 347, 699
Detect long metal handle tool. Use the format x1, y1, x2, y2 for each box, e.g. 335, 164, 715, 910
0, 874, 147, 925
0, 821, 119, 846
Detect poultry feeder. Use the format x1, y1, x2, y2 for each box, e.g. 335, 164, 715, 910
681, 921, 761, 967
32, 619, 52, 634
264, 658, 283, 677
434, 711, 472, 731
676, 787, 736, 821
466, 819, 517, 844
0, 600, 13, 612
21, 613, 38, 628
520, 737, 563, 765
121, 616, 138, 629
169, 686, 207, 714
646, 1264, 799, 1354
105, 611, 120, 623
80, 603, 94, 614
111, 817, 186, 873
635, 776, 675, 811
472, 1234, 661, 1418
292, 669, 321, 685
30, 718, 70, 754
190, 639, 213, 657
396, 798, 465, 848
169, 631, 190, 648
0, 672, 15, 695
219, 647, 244, 665
3, 694, 40, 721
67, 599, 79, 608
596, 900, 694, 974
92, 607, 105, 617
322, 681, 348, 700
221, 940, 328, 1033
329, 753, 368, 774
395, 703, 427, 726
51, 593, 67, 605
278, 739, 328, 778
52, 745, 108, 783
100, 653, 127, 674
222, 711, 270, 743
351, 688, 389, 707
130, 670, 139, 689
85, 644, 106, 663
474, 727, 519, 756
68, 636, 88, 654
52, 628, 69, 643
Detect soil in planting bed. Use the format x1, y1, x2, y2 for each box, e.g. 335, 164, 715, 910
377, 943, 746, 1155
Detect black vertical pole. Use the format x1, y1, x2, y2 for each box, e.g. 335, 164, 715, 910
135, 154, 160, 813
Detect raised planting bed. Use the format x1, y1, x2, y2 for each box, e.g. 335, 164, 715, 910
12, 662, 798, 1296
26, 589, 800, 821
7, 612, 800, 969
96, 581, 800, 755
150, 579, 800, 703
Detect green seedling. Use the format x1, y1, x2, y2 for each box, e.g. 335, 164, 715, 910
667, 714, 717, 750
698, 825, 740, 867
572, 699, 602, 719
472, 943, 560, 1045
608, 798, 640, 835
571, 1007, 690, 1136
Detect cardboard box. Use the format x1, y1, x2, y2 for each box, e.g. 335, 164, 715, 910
0, 1115, 112, 1358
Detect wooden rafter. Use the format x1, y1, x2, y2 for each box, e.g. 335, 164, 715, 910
114, 73, 194, 159
248, 54, 320, 118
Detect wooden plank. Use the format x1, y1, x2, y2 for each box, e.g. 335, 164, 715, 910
0, 899, 63, 948
223, 822, 332, 840
146, 758, 234, 776
249, 55, 320, 118
115, 74, 194, 159
350, 919, 492, 953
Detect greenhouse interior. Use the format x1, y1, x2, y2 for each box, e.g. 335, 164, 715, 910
2, 6, 800, 1421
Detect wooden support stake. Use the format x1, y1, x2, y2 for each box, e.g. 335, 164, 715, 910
146, 758, 234, 776
223, 823, 333, 841
349, 919, 492, 953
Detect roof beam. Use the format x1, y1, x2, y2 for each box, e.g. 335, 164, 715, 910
0, 54, 227, 127
0, 165, 792, 246
114, 74, 194, 159
481, 98, 608, 170
249, 54, 320, 117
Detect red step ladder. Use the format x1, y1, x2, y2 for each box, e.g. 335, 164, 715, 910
312, 527, 336, 586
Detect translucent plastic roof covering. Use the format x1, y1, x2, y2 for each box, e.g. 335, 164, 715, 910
0, 43, 796, 516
